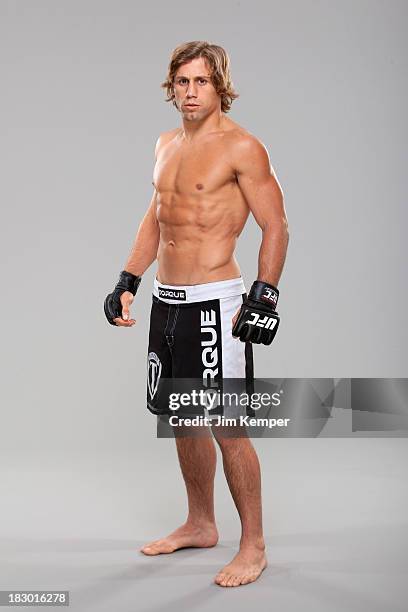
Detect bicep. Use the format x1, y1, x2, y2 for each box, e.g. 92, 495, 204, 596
235, 138, 287, 230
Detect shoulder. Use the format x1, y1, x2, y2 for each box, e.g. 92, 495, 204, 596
226, 128, 271, 173
221, 116, 270, 159
154, 128, 181, 158
227, 125, 269, 157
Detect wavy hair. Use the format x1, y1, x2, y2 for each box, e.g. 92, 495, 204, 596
161, 41, 239, 113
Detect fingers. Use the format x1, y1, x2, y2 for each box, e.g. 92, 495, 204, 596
113, 317, 136, 327
122, 306, 130, 321
240, 324, 252, 342
231, 308, 241, 328
120, 291, 134, 323
253, 328, 264, 344
264, 330, 274, 345
236, 326, 272, 345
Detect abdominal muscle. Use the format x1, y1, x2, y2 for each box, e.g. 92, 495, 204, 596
155, 174, 250, 286
157, 234, 241, 286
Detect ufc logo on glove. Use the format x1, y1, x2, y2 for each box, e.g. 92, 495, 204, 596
232, 280, 280, 345
247, 312, 278, 330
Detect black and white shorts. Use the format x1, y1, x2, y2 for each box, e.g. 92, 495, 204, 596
147, 277, 255, 418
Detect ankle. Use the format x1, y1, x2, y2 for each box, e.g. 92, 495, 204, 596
239, 537, 266, 551
185, 518, 217, 531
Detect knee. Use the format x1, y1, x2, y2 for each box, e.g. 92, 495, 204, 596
215, 437, 237, 455
212, 427, 250, 452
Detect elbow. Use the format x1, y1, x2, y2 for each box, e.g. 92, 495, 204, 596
264, 217, 289, 240
278, 214, 289, 246
280, 213, 289, 233
283, 218, 289, 244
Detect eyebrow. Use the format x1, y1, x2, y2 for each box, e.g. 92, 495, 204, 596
174, 75, 211, 80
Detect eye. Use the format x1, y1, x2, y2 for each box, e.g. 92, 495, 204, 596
177, 78, 188, 85
198, 78, 208, 85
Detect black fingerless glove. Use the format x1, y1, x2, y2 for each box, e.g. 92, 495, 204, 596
232, 280, 280, 345
104, 270, 141, 326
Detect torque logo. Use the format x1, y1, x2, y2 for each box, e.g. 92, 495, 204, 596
147, 352, 162, 399
158, 288, 186, 301
247, 312, 278, 329
201, 309, 218, 381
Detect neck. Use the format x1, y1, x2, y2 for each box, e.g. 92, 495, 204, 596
181, 109, 224, 142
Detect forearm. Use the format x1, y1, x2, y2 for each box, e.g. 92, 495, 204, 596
257, 222, 289, 287
124, 210, 160, 276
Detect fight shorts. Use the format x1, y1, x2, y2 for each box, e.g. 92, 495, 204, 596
147, 276, 255, 418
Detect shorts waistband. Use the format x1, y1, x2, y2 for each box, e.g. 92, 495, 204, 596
153, 276, 246, 304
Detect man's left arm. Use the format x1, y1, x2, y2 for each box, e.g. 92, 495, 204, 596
231, 135, 289, 344
234, 134, 289, 286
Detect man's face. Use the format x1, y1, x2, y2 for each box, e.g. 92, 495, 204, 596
173, 57, 220, 120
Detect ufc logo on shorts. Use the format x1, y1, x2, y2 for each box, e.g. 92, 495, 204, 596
247, 312, 277, 329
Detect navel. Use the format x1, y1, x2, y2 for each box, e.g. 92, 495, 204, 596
196, 183, 204, 190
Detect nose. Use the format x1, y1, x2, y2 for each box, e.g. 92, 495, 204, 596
186, 81, 198, 98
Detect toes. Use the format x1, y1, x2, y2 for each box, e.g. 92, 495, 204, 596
215, 566, 265, 587
141, 541, 158, 551
141, 543, 171, 555
229, 575, 241, 587
215, 573, 228, 587
141, 538, 178, 555
141, 545, 158, 555
226, 574, 236, 587
244, 572, 260, 584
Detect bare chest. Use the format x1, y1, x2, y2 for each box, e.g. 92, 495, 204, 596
153, 139, 236, 196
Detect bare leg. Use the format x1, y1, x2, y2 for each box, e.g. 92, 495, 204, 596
141, 426, 219, 555
212, 427, 267, 586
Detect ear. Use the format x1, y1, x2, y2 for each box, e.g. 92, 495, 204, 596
172, 90, 179, 110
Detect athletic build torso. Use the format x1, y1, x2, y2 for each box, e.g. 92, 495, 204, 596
153, 117, 251, 285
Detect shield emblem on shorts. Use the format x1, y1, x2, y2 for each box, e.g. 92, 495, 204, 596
147, 352, 162, 400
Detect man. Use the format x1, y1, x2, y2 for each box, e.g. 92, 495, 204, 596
104, 41, 289, 587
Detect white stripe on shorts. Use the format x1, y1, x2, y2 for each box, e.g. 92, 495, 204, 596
219, 294, 247, 378
153, 276, 246, 304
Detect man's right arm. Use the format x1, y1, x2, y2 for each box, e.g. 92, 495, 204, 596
104, 190, 159, 326
104, 134, 169, 326
123, 132, 167, 275
123, 188, 160, 276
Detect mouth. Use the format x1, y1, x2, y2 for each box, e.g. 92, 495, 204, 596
184, 104, 199, 109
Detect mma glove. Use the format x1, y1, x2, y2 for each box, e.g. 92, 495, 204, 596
232, 280, 280, 345
104, 270, 141, 326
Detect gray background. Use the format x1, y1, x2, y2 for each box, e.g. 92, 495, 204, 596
0, 0, 407, 610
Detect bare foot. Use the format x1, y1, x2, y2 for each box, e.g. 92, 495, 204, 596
214, 544, 267, 587
140, 522, 219, 555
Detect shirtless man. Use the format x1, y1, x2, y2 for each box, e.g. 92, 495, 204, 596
104, 41, 289, 587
